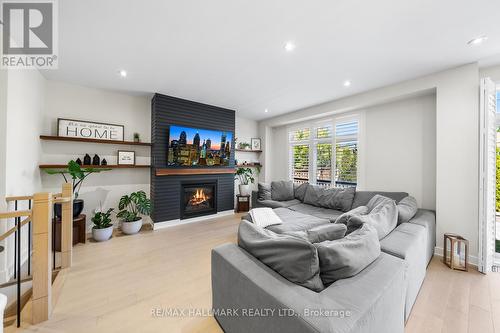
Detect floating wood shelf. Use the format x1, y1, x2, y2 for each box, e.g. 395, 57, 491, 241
156, 168, 235, 176
39, 164, 150, 169
235, 149, 262, 153
236, 164, 261, 167
40, 135, 151, 146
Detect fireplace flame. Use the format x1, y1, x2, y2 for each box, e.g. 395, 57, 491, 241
189, 188, 209, 206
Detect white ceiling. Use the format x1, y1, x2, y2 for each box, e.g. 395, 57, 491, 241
42, 0, 500, 120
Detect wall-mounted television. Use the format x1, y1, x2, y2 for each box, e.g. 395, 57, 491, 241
167, 125, 233, 167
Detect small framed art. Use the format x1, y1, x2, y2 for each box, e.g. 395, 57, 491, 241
251, 138, 261, 151
118, 150, 136, 165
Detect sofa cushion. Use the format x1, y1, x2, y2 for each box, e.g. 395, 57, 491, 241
288, 203, 343, 222
303, 185, 355, 212
351, 191, 408, 209
397, 196, 418, 224
380, 222, 427, 320
348, 195, 398, 239
271, 180, 294, 201
334, 205, 369, 225
285, 223, 347, 243
257, 183, 272, 201
294, 182, 309, 202
314, 224, 380, 286
266, 208, 330, 233
238, 220, 324, 292
257, 199, 301, 209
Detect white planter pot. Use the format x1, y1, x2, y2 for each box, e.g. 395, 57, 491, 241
92, 225, 113, 242
121, 218, 143, 235
239, 184, 251, 196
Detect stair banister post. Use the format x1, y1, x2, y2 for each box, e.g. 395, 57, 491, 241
60, 183, 73, 268
31, 192, 52, 324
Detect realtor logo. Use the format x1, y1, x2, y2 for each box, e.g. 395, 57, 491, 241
1, 0, 58, 68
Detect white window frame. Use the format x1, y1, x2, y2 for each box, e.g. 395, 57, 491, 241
287, 114, 362, 187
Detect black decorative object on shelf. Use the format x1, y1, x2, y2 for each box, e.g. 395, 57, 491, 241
83, 154, 91, 165
75, 158, 82, 166
101, 158, 107, 166
92, 154, 100, 166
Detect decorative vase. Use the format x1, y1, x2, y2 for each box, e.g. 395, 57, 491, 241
83, 154, 91, 165
54, 198, 84, 218
75, 158, 82, 166
121, 218, 142, 235
101, 158, 107, 166
92, 225, 113, 242
239, 184, 251, 196
92, 154, 100, 165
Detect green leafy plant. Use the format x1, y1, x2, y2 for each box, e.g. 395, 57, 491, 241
235, 167, 255, 185
91, 207, 114, 229
117, 191, 151, 222
238, 142, 251, 150
44, 160, 111, 199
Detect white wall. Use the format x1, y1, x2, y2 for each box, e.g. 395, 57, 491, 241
41, 81, 151, 231
235, 116, 260, 197
269, 126, 288, 181
259, 63, 480, 260
362, 94, 436, 209
267, 94, 437, 210
0, 68, 46, 282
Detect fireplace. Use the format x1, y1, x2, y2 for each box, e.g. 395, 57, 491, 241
181, 181, 217, 219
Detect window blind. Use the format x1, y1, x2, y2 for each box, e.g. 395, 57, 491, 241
334, 121, 358, 187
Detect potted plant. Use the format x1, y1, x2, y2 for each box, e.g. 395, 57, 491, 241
91, 207, 114, 242
238, 142, 251, 150
44, 160, 111, 218
235, 167, 255, 196
133, 132, 140, 143
117, 190, 151, 235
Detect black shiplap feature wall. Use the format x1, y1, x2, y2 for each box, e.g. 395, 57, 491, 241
151, 93, 235, 223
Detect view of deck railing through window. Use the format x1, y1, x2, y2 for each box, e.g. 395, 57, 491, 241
289, 118, 358, 188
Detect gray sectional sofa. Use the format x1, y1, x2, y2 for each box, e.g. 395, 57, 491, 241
212, 183, 436, 333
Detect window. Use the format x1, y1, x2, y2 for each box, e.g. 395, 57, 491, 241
288, 117, 359, 188
289, 128, 310, 185
334, 120, 358, 187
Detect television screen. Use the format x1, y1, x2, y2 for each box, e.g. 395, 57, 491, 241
167, 125, 233, 167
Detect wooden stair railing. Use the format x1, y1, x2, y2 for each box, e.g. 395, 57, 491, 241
1, 183, 73, 326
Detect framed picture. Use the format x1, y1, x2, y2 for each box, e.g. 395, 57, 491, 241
117, 150, 136, 165
251, 138, 261, 151
57, 118, 125, 141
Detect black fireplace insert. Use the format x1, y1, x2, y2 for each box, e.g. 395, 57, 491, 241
180, 181, 217, 219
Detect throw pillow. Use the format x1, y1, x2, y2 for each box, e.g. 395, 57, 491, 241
335, 205, 369, 225
271, 180, 294, 201
285, 223, 347, 243
294, 182, 309, 202
347, 195, 398, 239
397, 196, 418, 224
303, 184, 356, 212
314, 224, 380, 286
258, 183, 272, 201
238, 220, 324, 292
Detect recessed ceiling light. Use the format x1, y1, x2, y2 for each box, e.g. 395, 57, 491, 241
467, 35, 488, 46
264, 109, 269, 113
284, 41, 296, 52
119, 69, 127, 78
343, 80, 351, 87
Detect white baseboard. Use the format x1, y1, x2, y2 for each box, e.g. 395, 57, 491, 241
433, 246, 478, 267
153, 210, 235, 230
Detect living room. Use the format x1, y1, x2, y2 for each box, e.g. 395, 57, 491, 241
0, 1, 500, 332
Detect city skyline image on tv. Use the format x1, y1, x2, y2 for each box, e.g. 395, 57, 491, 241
167, 125, 233, 167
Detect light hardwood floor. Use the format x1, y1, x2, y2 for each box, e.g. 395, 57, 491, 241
9, 214, 500, 333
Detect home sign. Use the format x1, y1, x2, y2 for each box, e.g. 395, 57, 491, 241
58, 118, 125, 141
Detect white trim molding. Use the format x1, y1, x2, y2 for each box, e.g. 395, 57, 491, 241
153, 210, 235, 230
